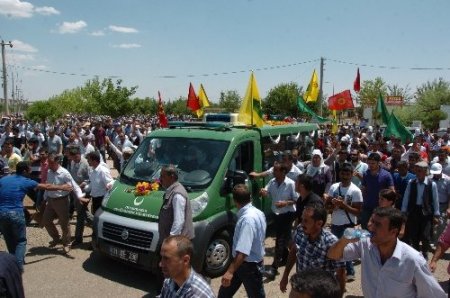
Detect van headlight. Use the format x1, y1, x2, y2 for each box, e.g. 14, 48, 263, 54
191, 192, 209, 217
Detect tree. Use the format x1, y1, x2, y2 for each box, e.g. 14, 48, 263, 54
166, 97, 190, 116
128, 97, 157, 115
25, 77, 138, 119
264, 82, 303, 117
87, 78, 137, 118
358, 77, 388, 108
218, 90, 241, 112
25, 100, 60, 122
410, 78, 450, 130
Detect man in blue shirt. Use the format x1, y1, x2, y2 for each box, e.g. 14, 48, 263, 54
219, 184, 266, 298
361, 153, 395, 229
392, 160, 415, 209
0, 161, 72, 272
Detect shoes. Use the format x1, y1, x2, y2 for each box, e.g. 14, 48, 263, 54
278, 258, 288, 267
48, 239, 61, 248
264, 267, 278, 280
71, 239, 83, 248
346, 274, 355, 282
63, 245, 71, 254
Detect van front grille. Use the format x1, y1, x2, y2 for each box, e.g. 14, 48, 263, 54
102, 222, 153, 250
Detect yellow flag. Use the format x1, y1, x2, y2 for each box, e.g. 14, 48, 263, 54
196, 84, 211, 118
304, 69, 319, 102
331, 110, 338, 134
238, 72, 264, 127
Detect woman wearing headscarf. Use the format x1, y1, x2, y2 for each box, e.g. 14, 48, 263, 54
305, 149, 333, 197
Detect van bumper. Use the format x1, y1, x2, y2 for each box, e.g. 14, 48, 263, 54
92, 208, 161, 273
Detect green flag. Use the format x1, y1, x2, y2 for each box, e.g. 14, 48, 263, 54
383, 111, 414, 144
376, 93, 390, 125
297, 96, 331, 123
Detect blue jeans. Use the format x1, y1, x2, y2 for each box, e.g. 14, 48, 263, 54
331, 224, 355, 276
0, 210, 27, 272
218, 261, 265, 298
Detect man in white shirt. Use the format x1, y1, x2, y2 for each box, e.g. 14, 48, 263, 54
46, 129, 63, 155
250, 150, 302, 181
324, 163, 363, 281
328, 207, 446, 298
80, 135, 96, 157
84, 151, 113, 215
260, 162, 297, 279
43, 153, 84, 254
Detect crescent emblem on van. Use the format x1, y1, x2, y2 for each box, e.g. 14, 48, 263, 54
134, 196, 145, 206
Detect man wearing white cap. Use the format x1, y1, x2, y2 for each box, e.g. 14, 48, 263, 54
429, 162, 450, 246
432, 146, 450, 176
401, 161, 440, 259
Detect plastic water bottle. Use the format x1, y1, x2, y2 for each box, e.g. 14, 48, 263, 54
343, 228, 371, 240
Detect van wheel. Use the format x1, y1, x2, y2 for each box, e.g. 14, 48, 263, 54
203, 231, 232, 278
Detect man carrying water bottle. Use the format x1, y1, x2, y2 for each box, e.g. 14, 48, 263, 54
327, 207, 445, 298
324, 163, 363, 282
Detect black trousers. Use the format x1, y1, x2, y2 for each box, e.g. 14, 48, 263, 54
405, 205, 432, 256
218, 261, 265, 298
91, 196, 104, 215
272, 212, 295, 269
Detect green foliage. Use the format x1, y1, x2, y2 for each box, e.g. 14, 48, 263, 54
264, 82, 303, 117
358, 77, 388, 108
128, 97, 157, 115
166, 97, 190, 116
409, 78, 450, 130
218, 90, 241, 112
25, 100, 60, 122
391, 106, 415, 126
26, 77, 138, 119
86, 78, 137, 118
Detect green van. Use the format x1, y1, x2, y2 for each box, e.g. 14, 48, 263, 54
92, 117, 318, 277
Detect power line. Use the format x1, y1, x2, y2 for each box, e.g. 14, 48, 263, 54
6, 58, 320, 80
326, 58, 450, 71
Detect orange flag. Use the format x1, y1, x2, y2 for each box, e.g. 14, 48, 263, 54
158, 91, 168, 128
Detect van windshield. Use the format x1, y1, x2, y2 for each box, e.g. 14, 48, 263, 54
121, 137, 229, 190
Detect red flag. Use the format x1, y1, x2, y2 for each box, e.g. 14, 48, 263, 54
328, 90, 354, 110
186, 83, 201, 111
353, 68, 361, 92
158, 91, 168, 128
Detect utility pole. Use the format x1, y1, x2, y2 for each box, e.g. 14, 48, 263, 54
1, 40, 13, 115
319, 57, 325, 116
11, 70, 15, 114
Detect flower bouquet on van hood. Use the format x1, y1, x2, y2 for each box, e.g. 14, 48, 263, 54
125, 180, 160, 196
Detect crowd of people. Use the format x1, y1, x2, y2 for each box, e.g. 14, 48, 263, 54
226, 124, 450, 297
1, 113, 450, 297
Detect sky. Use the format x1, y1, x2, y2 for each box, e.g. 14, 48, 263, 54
1, 0, 450, 105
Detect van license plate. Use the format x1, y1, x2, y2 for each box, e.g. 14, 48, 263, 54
108, 245, 139, 263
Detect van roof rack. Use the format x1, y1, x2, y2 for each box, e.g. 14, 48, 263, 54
168, 121, 232, 131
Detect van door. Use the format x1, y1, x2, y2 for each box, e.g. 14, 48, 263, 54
227, 140, 266, 210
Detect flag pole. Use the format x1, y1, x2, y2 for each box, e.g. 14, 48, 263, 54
250, 71, 254, 126
319, 57, 324, 116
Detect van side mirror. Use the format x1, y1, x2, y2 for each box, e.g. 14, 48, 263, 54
220, 169, 249, 196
